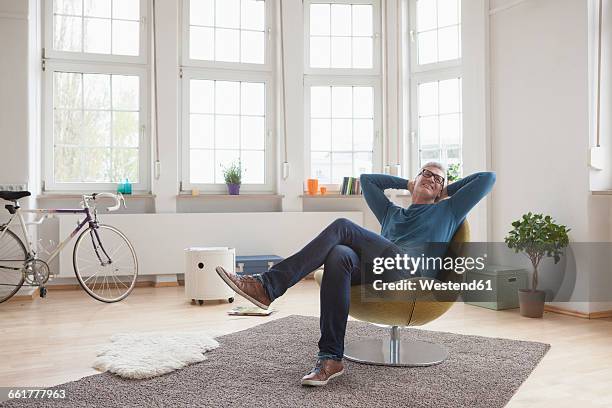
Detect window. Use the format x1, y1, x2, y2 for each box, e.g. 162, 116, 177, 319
181, 0, 274, 193
410, 0, 462, 174
304, 1, 382, 188
43, 0, 149, 191
185, 0, 269, 66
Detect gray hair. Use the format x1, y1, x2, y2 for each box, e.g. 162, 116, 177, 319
420, 161, 446, 175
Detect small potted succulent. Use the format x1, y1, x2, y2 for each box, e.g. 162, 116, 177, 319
504, 212, 570, 318
221, 160, 243, 195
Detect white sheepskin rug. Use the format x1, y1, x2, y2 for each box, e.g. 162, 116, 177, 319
93, 331, 219, 379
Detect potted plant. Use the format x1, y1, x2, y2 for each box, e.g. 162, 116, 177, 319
447, 163, 462, 183
221, 160, 243, 195
504, 212, 570, 318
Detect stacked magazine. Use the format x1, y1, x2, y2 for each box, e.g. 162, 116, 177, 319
340, 177, 362, 195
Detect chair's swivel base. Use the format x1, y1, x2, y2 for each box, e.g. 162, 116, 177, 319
344, 339, 448, 367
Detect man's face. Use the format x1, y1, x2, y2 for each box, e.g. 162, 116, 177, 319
414, 166, 445, 200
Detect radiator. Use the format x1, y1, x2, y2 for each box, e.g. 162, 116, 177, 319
58, 211, 363, 276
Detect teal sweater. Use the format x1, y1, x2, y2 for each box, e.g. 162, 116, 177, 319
360, 172, 496, 250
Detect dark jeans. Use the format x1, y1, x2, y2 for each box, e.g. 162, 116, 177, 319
258, 218, 409, 361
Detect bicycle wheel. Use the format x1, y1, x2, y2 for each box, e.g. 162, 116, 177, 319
73, 224, 138, 303
0, 227, 26, 303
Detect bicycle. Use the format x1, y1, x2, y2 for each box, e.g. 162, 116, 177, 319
0, 191, 138, 304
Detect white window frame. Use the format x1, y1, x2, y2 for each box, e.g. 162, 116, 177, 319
408, 0, 462, 177
43, 0, 150, 65
304, 0, 382, 76
304, 76, 383, 190
180, 0, 274, 72
42, 0, 151, 192
179, 0, 276, 194
180, 69, 275, 193
42, 61, 150, 192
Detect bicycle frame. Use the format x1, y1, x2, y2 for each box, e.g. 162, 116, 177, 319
0, 204, 110, 269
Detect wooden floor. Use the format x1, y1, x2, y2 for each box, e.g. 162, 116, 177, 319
2, 280, 611, 407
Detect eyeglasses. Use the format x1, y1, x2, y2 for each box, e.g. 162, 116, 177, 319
418, 169, 445, 186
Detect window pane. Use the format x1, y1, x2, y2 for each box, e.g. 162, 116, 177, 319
83, 110, 111, 146
241, 150, 264, 184
54, 15, 82, 52
310, 37, 331, 68
353, 87, 373, 118
331, 37, 351, 68
190, 114, 215, 149
84, 74, 110, 109
54, 110, 82, 145
84, 0, 111, 18
54, 146, 82, 182
439, 113, 461, 145
419, 116, 439, 147
416, 0, 437, 32
54, 0, 82, 15
311, 87, 331, 118
84, 18, 111, 54
111, 148, 139, 182
112, 75, 139, 111
353, 119, 373, 151
215, 81, 240, 115
331, 152, 352, 184
190, 0, 214, 26
438, 78, 460, 114
241, 0, 265, 31
438, 25, 459, 62
190, 26, 214, 60
418, 82, 438, 116
54, 72, 82, 109
241, 31, 265, 64
215, 115, 240, 149
241, 82, 265, 116
82, 147, 111, 181
352, 37, 373, 69
438, 0, 460, 27
311, 119, 331, 151
417, 30, 437, 65
420, 149, 440, 163
215, 28, 240, 62
352, 5, 372, 36
215, 149, 240, 183
311, 151, 331, 183
112, 0, 139, 20
190, 149, 215, 183
113, 111, 140, 147
330, 4, 351, 36
310, 4, 330, 36
332, 119, 352, 152
190, 80, 214, 113
112, 20, 140, 56
331, 87, 352, 118
241, 116, 265, 150
354, 152, 372, 176
216, 0, 240, 28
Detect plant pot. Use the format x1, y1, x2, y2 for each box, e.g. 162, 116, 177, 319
227, 183, 240, 195
518, 289, 546, 318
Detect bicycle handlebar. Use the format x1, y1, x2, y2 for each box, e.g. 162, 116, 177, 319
83, 193, 125, 212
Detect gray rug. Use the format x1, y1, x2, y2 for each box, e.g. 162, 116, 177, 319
1, 315, 550, 408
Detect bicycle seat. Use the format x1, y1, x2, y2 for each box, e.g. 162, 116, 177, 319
0, 191, 31, 201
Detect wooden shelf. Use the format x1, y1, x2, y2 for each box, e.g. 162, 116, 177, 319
300, 194, 364, 199
177, 194, 284, 199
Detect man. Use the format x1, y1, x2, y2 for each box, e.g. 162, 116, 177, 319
216, 163, 495, 386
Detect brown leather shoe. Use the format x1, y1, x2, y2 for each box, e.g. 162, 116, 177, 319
215, 266, 272, 310
301, 359, 345, 386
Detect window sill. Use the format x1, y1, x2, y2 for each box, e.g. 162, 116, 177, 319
176, 194, 284, 199
592, 190, 612, 195
300, 194, 364, 199
38, 193, 156, 200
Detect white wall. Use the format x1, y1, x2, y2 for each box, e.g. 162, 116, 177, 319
489, 0, 612, 313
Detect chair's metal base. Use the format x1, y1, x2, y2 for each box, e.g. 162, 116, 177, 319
344, 327, 448, 367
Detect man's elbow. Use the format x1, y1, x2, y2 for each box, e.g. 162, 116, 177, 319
482, 171, 496, 190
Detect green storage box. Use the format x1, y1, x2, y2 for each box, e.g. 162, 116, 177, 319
463, 265, 528, 310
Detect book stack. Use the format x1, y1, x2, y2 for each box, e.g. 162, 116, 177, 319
340, 177, 362, 195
